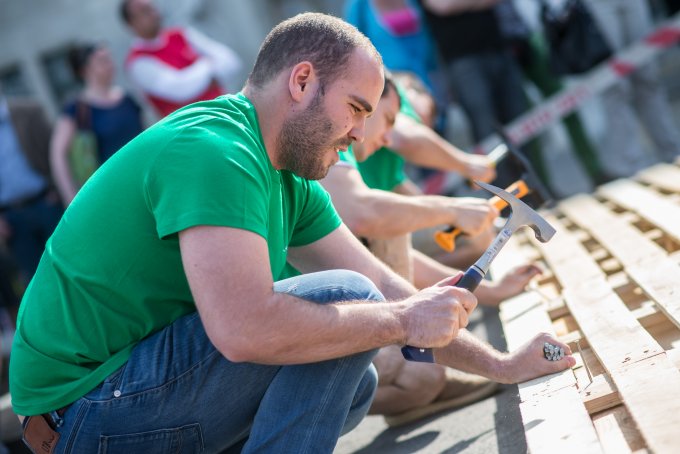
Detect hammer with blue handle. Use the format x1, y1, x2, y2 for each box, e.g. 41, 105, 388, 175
402, 180, 557, 363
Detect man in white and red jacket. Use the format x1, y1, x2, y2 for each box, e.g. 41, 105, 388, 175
121, 0, 242, 117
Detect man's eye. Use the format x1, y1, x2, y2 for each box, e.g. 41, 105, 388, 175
350, 104, 360, 114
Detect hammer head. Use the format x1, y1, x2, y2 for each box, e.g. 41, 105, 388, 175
476, 181, 556, 243
490, 128, 555, 211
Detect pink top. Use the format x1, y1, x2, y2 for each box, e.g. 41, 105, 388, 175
381, 7, 420, 36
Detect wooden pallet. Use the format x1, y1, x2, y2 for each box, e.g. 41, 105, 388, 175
491, 163, 680, 453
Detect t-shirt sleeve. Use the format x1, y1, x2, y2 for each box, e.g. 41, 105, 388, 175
288, 179, 341, 247
358, 148, 407, 191
145, 120, 271, 240
386, 153, 407, 189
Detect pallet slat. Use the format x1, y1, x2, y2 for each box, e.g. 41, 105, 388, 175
493, 170, 680, 452
598, 180, 680, 244
499, 291, 603, 453
637, 163, 680, 193
531, 214, 680, 452
559, 195, 680, 332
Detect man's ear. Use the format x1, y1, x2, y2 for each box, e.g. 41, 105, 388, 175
288, 61, 317, 103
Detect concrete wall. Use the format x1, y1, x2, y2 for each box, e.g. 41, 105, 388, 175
0, 0, 342, 118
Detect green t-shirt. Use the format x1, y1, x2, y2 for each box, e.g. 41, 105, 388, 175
10, 93, 341, 415
352, 84, 421, 191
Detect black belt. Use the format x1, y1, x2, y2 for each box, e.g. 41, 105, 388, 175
0, 188, 48, 212
42, 406, 69, 429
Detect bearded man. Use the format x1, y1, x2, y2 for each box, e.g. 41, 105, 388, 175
11, 13, 573, 453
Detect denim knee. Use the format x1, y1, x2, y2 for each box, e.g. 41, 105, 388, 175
274, 269, 385, 305
332, 269, 384, 302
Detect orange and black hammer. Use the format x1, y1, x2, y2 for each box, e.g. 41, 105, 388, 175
434, 179, 530, 252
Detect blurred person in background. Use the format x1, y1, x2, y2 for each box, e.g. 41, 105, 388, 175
495, 0, 612, 187
419, 0, 549, 187
50, 43, 144, 205
0, 87, 62, 296
121, 0, 243, 117
344, 0, 448, 124
583, 0, 680, 175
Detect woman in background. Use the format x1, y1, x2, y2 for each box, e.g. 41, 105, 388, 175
50, 43, 144, 205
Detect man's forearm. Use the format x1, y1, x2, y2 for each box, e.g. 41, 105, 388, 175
434, 329, 509, 382
360, 192, 458, 237
391, 115, 468, 173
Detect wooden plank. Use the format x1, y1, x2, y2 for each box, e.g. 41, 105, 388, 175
592, 405, 647, 453
598, 180, 680, 244
581, 373, 620, 415
499, 291, 602, 453
571, 337, 680, 416
530, 214, 605, 288
637, 163, 680, 193
521, 385, 604, 454
627, 261, 680, 331
559, 194, 666, 266
532, 214, 680, 452
562, 282, 664, 368
559, 195, 680, 330
612, 356, 680, 453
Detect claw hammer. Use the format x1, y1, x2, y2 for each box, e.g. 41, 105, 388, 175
434, 179, 530, 252
434, 134, 554, 253
403, 181, 557, 363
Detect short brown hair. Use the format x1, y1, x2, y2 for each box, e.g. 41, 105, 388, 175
120, 0, 133, 24
248, 13, 381, 89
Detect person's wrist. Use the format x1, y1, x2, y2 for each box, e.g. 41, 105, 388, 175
480, 283, 503, 307
492, 352, 515, 384
392, 301, 409, 346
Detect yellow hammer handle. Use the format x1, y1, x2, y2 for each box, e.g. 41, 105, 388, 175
434, 180, 529, 252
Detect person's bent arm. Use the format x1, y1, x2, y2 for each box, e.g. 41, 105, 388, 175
179, 225, 475, 364
392, 178, 423, 196
128, 56, 215, 102
185, 27, 242, 91
389, 113, 495, 183
434, 330, 576, 384
287, 224, 415, 300
49, 116, 79, 205
321, 165, 497, 239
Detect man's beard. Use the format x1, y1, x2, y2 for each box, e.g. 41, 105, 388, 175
277, 90, 348, 180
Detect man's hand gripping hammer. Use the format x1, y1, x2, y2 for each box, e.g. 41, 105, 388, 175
402, 181, 557, 363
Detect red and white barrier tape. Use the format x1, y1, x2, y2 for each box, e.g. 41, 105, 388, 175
474, 12, 680, 155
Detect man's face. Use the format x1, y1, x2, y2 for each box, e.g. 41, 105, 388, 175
351, 87, 400, 162
278, 48, 384, 180
277, 88, 346, 180
128, 0, 162, 39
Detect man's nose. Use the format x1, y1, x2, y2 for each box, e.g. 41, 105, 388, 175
348, 118, 366, 143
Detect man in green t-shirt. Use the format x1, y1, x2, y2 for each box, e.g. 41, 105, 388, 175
10, 13, 574, 453
335, 75, 502, 269
322, 74, 544, 426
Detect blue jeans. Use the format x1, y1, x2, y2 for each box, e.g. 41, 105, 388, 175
45, 270, 384, 453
